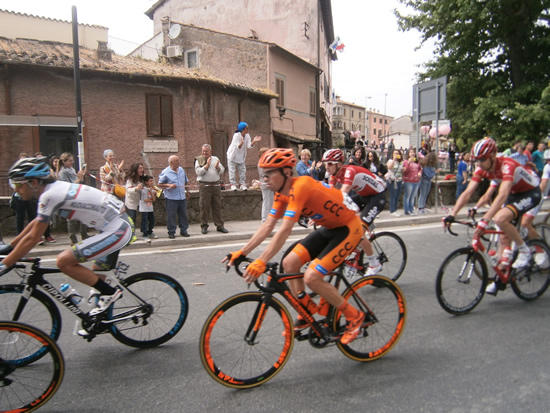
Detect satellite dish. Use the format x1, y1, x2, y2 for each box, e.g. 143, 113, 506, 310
169, 24, 181, 40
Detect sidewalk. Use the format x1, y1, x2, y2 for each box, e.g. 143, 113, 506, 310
2, 203, 474, 257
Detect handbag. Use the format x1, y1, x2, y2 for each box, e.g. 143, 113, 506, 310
114, 184, 126, 199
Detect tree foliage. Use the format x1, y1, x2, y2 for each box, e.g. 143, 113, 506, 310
395, 0, 550, 150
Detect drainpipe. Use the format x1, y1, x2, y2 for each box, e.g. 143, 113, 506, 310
316, 1, 321, 145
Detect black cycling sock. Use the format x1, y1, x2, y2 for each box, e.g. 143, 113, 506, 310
92, 279, 117, 296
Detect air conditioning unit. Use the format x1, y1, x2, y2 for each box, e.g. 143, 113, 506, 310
166, 45, 182, 58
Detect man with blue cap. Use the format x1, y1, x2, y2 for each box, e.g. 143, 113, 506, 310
226, 122, 262, 190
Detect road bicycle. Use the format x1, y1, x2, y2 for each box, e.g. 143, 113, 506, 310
0, 255, 189, 365
0, 320, 64, 412
291, 223, 407, 281
199, 256, 406, 389
436, 218, 550, 315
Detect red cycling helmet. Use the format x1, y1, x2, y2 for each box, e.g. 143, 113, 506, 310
321, 149, 344, 163
471, 138, 497, 161
258, 148, 297, 169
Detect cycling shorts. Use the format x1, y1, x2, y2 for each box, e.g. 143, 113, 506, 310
505, 187, 542, 223
351, 190, 387, 227
72, 213, 134, 266
290, 216, 363, 276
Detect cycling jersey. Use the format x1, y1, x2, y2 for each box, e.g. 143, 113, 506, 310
269, 176, 359, 228
329, 165, 386, 196
35, 181, 126, 230
472, 157, 539, 194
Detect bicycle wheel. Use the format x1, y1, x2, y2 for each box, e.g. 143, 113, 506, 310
367, 231, 407, 281
334, 276, 406, 361
534, 222, 550, 246
0, 285, 61, 365
109, 272, 188, 348
435, 247, 489, 315
0, 321, 64, 412
200, 292, 294, 389
510, 239, 550, 300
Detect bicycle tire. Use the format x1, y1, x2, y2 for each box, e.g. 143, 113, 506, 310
0, 285, 62, 365
435, 247, 488, 315
334, 275, 406, 361
108, 272, 188, 348
510, 238, 550, 300
533, 222, 550, 246
0, 321, 64, 412
367, 231, 407, 281
199, 292, 294, 389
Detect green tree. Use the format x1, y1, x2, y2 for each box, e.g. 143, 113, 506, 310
396, 0, 550, 150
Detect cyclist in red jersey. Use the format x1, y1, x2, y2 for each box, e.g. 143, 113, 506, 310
223, 148, 366, 344
322, 149, 387, 275
444, 138, 541, 294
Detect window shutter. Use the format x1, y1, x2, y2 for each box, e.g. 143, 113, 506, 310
147, 95, 161, 136
160, 95, 173, 136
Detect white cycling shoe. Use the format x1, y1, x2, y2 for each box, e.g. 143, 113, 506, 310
366, 262, 382, 276
512, 250, 531, 269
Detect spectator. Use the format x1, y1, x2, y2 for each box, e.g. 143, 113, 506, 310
296, 149, 320, 178
525, 141, 534, 160
346, 146, 366, 167
50, 155, 60, 178
365, 150, 387, 179
125, 163, 145, 229
58, 152, 89, 245
257, 147, 274, 223
11, 153, 36, 235
139, 175, 157, 242
448, 143, 458, 173
195, 144, 228, 234
226, 122, 262, 191
455, 152, 470, 200
403, 148, 422, 215
100, 149, 124, 196
502, 140, 521, 156
531, 142, 547, 176
386, 149, 404, 217
158, 155, 190, 239
510, 144, 528, 165
418, 151, 439, 214
386, 138, 395, 160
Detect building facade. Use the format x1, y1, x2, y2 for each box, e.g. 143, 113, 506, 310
331, 98, 365, 148
366, 109, 394, 147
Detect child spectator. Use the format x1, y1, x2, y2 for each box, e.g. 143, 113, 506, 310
139, 175, 157, 242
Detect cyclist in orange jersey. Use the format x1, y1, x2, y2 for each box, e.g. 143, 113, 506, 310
223, 148, 365, 345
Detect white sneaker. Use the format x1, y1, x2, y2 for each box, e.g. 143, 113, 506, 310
366, 262, 382, 276
89, 289, 123, 316
512, 250, 531, 269
390, 212, 401, 217
535, 252, 547, 266
231, 184, 238, 191
486, 282, 498, 295
144, 236, 151, 243
149, 233, 158, 239
240, 184, 248, 191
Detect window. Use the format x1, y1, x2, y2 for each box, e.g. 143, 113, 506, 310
385, 119, 388, 124
275, 74, 286, 107
146, 94, 173, 136
344, 122, 347, 129
378, 130, 382, 136
309, 88, 316, 116
374, 117, 377, 123
379, 118, 383, 124
184, 48, 199, 69
352, 110, 355, 118
373, 128, 377, 136
359, 112, 362, 119
344, 108, 346, 116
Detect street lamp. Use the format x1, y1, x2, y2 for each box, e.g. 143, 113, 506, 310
365, 96, 372, 141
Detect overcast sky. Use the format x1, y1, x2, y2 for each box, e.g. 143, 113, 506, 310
1, 0, 433, 117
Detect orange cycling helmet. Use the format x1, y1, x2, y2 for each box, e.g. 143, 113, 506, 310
258, 148, 297, 169
471, 138, 497, 161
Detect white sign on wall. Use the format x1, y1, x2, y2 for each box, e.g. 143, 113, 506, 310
143, 140, 178, 152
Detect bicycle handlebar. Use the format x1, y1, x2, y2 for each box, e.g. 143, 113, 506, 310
442, 218, 477, 237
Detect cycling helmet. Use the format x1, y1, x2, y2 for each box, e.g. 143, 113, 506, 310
544, 149, 550, 160
258, 148, 297, 169
8, 157, 51, 182
321, 149, 344, 163
471, 138, 497, 161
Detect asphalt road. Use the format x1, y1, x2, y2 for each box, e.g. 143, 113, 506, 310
10, 222, 550, 412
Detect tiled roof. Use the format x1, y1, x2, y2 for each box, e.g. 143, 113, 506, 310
273, 129, 321, 143
0, 37, 277, 98
0, 9, 107, 29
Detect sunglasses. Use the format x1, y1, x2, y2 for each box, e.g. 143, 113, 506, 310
325, 162, 338, 167
13, 181, 28, 188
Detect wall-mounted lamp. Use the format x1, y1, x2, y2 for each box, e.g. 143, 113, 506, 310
278, 107, 286, 119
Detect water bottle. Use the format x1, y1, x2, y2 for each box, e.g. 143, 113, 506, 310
297, 291, 318, 315
488, 249, 499, 266
60, 283, 82, 305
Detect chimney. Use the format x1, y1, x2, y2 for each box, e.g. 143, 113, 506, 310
161, 16, 170, 47
97, 41, 112, 61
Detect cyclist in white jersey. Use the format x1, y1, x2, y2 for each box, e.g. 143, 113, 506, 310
0, 157, 133, 315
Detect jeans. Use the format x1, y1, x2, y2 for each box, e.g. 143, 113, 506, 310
13, 196, 35, 234
456, 175, 466, 200
418, 179, 432, 210
141, 211, 155, 236
228, 161, 246, 185
403, 181, 420, 214
388, 180, 403, 213
165, 198, 188, 234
